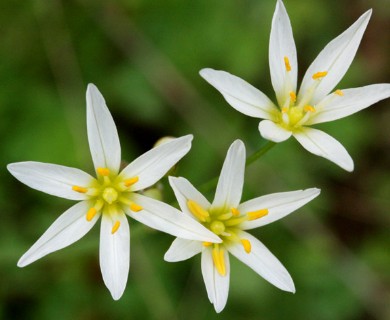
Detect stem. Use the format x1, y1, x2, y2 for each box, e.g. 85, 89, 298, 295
199, 140, 276, 194
245, 141, 276, 166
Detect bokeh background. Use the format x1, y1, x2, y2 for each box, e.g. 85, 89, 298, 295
0, 0, 389, 319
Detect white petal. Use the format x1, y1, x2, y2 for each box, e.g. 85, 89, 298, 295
259, 120, 292, 142
7, 162, 94, 201
200, 68, 277, 120
18, 201, 99, 267
299, 10, 372, 104
228, 231, 295, 292
293, 127, 354, 171
125, 194, 221, 243
239, 188, 320, 230
168, 176, 211, 218
99, 212, 130, 300
211, 140, 245, 210
164, 238, 202, 262
119, 135, 193, 191
201, 248, 230, 313
307, 84, 390, 125
269, 0, 298, 105
87, 83, 121, 174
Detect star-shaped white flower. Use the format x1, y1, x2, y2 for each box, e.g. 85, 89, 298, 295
164, 140, 320, 312
200, 0, 390, 171
7, 84, 220, 300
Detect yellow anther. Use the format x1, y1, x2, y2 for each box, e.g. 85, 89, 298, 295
281, 107, 288, 113
130, 203, 143, 212
312, 71, 328, 80
212, 247, 226, 276
203, 242, 213, 247
284, 56, 291, 72
289, 91, 297, 103
124, 176, 139, 187
97, 167, 110, 176
187, 200, 209, 222
231, 208, 240, 216
86, 208, 97, 221
335, 89, 344, 96
247, 209, 269, 221
72, 185, 88, 193
241, 239, 252, 254
304, 105, 316, 112
111, 221, 121, 234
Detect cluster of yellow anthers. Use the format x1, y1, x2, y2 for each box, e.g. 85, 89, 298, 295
279, 56, 343, 130
187, 200, 268, 276
72, 167, 142, 234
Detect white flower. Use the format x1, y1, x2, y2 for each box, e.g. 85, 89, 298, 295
164, 140, 320, 312
200, 0, 390, 172
7, 84, 220, 300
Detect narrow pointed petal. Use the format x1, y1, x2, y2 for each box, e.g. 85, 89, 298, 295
259, 120, 292, 142
228, 231, 295, 292
164, 238, 202, 262
168, 176, 211, 218
299, 10, 372, 104
211, 140, 245, 210
99, 212, 130, 300
87, 84, 121, 174
120, 135, 193, 191
7, 162, 94, 201
269, 0, 298, 105
124, 194, 221, 243
18, 201, 99, 267
201, 248, 230, 313
200, 68, 278, 120
293, 127, 354, 171
239, 188, 320, 230
307, 84, 390, 125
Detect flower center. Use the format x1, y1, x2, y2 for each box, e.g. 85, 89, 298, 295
187, 200, 268, 276
102, 187, 118, 204
280, 56, 332, 130
71, 167, 143, 234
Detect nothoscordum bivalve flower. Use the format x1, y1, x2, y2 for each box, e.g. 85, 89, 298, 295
7, 84, 220, 300
200, 0, 390, 172
164, 140, 320, 312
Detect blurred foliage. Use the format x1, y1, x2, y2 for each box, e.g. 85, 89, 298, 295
0, 0, 389, 319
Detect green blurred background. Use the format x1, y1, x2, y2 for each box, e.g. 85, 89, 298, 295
1, 0, 389, 319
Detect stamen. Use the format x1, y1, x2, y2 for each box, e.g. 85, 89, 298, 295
312, 71, 328, 80
203, 242, 213, 247
218, 212, 233, 220
111, 221, 121, 234
335, 89, 344, 96
231, 208, 240, 216
212, 246, 226, 276
284, 56, 291, 72
224, 216, 247, 227
247, 209, 269, 220
187, 200, 209, 222
241, 239, 252, 253
289, 91, 296, 103
72, 185, 88, 193
97, 167, 110, 176
86, 208, 97, 221
304, 105, 316, 112
281, 107, 288, 114
130, 203, 143, 212
124, 176, 139, 187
